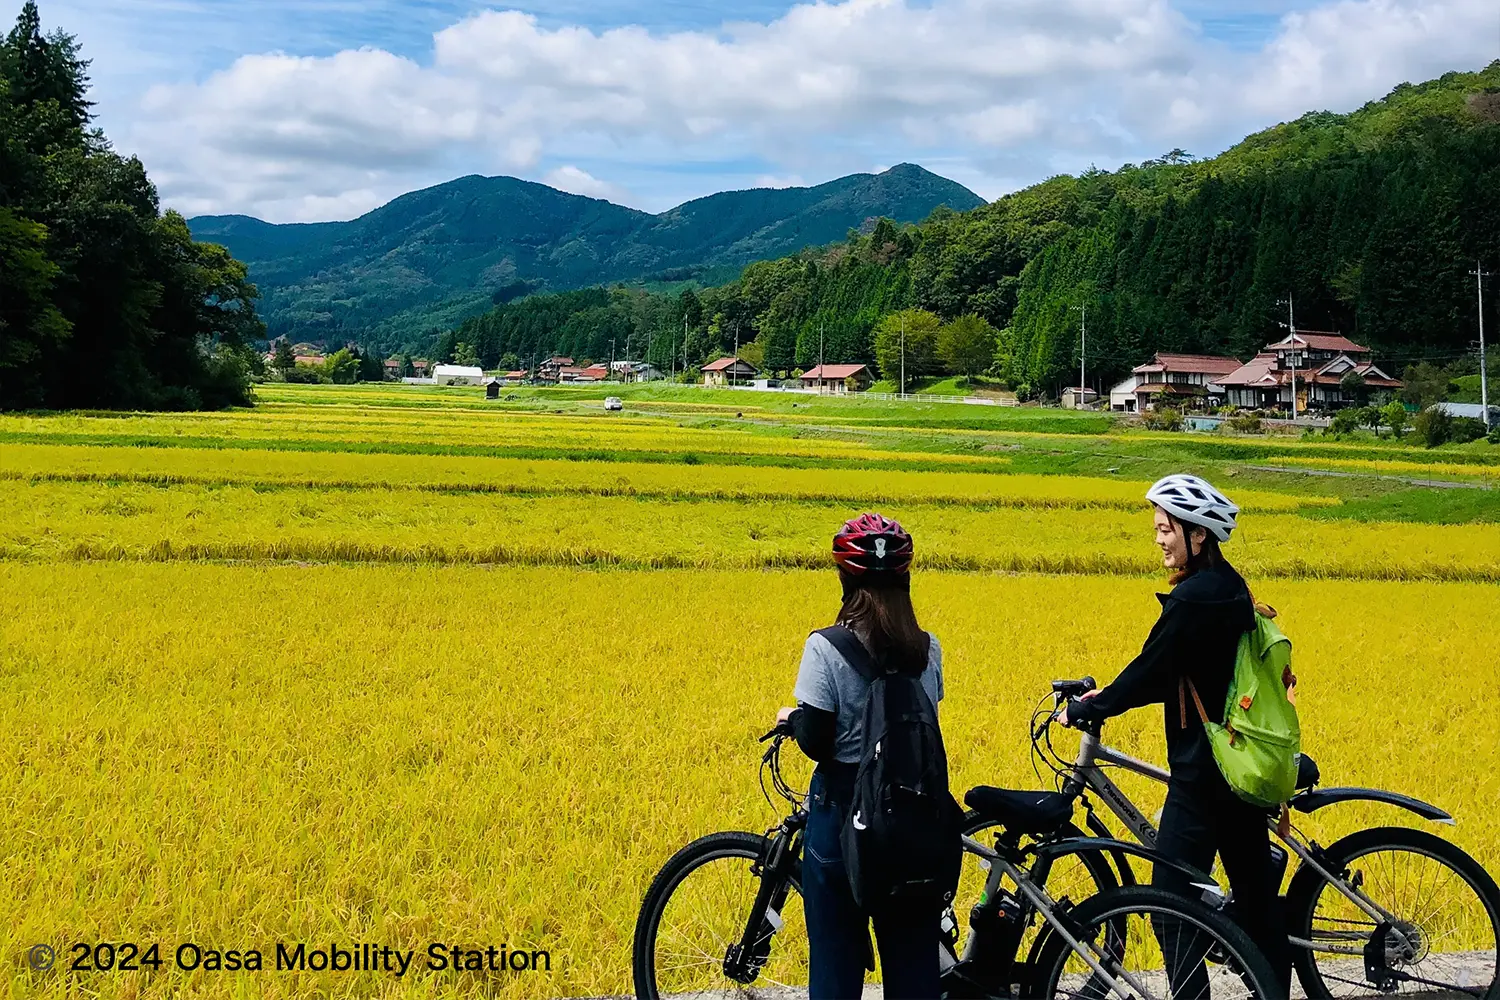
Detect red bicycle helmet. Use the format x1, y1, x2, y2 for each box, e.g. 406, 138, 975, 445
832, 513, 913, 576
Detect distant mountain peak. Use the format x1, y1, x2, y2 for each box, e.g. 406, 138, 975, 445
188, 164, 984, 343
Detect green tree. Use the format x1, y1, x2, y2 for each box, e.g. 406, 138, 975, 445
323, 348, 359, 384
0, 206, 68, 407
1415, 406, 1452, 448
1, 1, 92, 136
0, 4, 263, 411
1401, 362, 1449, 409
453, 341, 480, 367
1381, 400, 1408, 439
872, 309, 941, 385
938, 313, 998, 379
272, 339, 295, 374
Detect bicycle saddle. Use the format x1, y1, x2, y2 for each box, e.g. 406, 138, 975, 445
964, 787, 1074, 835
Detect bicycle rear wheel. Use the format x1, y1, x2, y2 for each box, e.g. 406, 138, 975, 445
632, 830, 806, 1000
1286, 826, 1500, 999
1028, 885, 1278, 999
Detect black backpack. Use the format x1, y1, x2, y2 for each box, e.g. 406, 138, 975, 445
814, 625, 963, 910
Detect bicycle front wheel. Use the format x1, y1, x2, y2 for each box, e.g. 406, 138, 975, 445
632, 830, 806, 1000
1286, 826, 1500, 999
1028, 885, 1278, 999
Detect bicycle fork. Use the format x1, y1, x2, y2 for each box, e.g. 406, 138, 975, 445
724, 816, 804, 984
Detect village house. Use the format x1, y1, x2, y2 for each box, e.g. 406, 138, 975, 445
536, 356, 575, 382
701, 357, 760, 386
410, 359, 431, 377
558, 364, 609, 383
1108, 352, 1243, 412
383, 357, 402, 378
610, 360, 664, 382
799, 364, 872, 394
1211, 332, 1402, 411
501, 370, 529, 385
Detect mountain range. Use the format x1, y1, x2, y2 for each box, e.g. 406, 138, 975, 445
187, 163, 985, 344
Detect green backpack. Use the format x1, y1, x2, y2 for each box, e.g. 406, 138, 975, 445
1181, 607, 1300, 809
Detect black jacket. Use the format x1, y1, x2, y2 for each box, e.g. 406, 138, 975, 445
1068, 561, 1255, 782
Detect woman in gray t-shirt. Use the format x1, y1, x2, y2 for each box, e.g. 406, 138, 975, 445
773, 513, 943, 999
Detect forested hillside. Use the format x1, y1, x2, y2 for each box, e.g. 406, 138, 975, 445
438, 62, 1500, 395
0, 3, 263, 410
189, 164, 984, 350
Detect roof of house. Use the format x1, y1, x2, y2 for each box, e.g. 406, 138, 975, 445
702, 357, 758, 372
1211, 354, 1279, 387
1063, 386, 1098, 395
541, 356, 575, 366
503, 370, 527, 378
800, 364, 870, 380
1214, 353, 1402, 389
1268, 331, 1368, 354
432, 364, 484, 377
1131, 352, 1243, 376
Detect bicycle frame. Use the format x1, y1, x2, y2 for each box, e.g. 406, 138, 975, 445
961, 834, 1153, 1000
1061, 728, 1402, 945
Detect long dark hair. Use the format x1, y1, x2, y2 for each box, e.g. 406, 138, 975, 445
1165, 512, 1225, 587
835, 572, 928, 674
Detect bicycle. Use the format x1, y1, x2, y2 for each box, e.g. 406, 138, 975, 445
632, 724, 1281, 999
954, 677, 1500, 999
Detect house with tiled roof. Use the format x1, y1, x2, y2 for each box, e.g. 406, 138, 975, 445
799, 364, 872, 394
1108, 353, 1243, 412
1212, 332, 1401, 411
701, 357, 759, 386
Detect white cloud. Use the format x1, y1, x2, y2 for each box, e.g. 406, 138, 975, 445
121, 0, 1499, 221
1244, 0, 1497, 114
542, 165, 634, 203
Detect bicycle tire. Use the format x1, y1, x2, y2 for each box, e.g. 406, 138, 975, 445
632, 830, 802, 1000
1285, 825, 1500, 1000
1027, 884, 1280, 999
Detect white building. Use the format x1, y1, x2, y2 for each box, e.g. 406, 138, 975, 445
431, 364, 486, 385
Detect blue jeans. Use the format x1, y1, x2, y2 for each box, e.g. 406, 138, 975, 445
802, 767, 940, 1000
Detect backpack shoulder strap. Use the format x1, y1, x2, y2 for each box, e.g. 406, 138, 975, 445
812, 625, 875, 683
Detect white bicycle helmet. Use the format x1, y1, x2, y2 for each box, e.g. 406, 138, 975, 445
1145, 474, 1239, 542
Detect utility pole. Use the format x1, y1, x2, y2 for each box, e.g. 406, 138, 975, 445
1277, 295, 1299, 421
1071, 304, 1087, 404
682, 315, 689, 377
732, 320, 740, 388
1473, 262, 1493, 428
818, 321, 825, 394
900, 313, 906, 398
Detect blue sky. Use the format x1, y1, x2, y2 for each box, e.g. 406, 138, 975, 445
27, 0, 1498, 220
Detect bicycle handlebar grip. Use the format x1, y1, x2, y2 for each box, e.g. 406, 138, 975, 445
1051, 677, 1097, 696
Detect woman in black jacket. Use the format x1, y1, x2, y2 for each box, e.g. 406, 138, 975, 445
1062, 473, 1291, 996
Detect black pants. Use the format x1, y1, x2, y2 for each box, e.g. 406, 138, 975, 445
1152, 773, 1292, 998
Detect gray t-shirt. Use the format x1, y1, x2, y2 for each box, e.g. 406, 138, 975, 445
793, 630, 944, 764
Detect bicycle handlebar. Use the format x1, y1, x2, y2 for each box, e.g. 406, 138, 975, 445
1051, 676, 1097, 698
